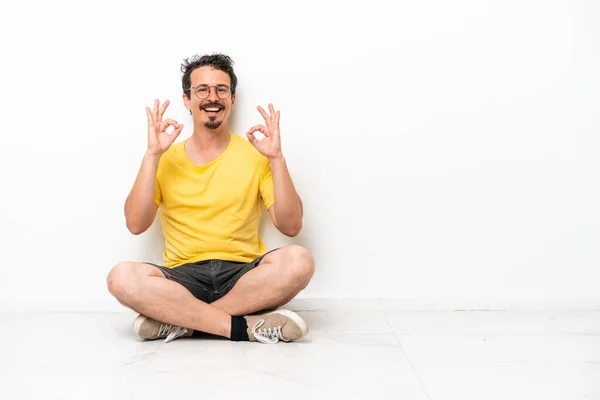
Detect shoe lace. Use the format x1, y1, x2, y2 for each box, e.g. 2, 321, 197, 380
158, 324, 188, 343
251, 319, 285, 344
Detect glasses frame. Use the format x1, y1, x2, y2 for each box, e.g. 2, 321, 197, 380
188, 84, 232, 100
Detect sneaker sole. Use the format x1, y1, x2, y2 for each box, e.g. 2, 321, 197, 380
267, 309, 309, 338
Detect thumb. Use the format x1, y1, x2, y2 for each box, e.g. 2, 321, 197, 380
246, 130, 259, 146
169, 124, 184, 144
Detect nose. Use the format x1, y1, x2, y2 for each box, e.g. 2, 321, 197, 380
206, 86, 219, 102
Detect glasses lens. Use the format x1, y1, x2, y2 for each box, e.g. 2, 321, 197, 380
217, 85, 231, 99
197, 86, 210, 99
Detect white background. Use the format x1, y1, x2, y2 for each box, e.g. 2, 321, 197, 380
0, 0, 598, 311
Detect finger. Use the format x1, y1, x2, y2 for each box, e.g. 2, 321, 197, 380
268, 103, 276, 125
275, 110, 280, 130
152, 99, 159, 123
163, 118, 179, 127
158, 99, 170, 122
161, 119, 182, 134
247, 124, 268, 136
257, 105, 270, 126
146, 107, 155, 133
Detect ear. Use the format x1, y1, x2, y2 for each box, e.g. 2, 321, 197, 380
231, 93, 236, 110
183, 93, 192, 115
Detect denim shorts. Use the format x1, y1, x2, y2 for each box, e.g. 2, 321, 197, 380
145, 248, 278, 303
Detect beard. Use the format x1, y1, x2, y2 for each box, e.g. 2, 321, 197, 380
204, 118, 223, 129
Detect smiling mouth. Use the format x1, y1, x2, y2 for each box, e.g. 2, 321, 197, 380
200, 104, 225, 114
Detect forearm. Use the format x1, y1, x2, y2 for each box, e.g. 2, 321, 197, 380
124, 152, 160, 234
269, 154, 303, 235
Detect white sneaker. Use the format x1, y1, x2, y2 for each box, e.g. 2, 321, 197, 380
244, 309, 309, 343
132, 314, 194, 343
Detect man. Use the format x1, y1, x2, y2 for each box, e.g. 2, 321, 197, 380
107, 53, 314, 344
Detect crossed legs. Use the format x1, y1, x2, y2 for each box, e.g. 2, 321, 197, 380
106, 245, 315, 339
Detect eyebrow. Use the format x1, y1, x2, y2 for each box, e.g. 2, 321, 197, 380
191, 83, 229, 89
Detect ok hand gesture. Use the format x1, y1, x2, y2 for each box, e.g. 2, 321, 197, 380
146, 99, 184, 156
246, 103, 282, 160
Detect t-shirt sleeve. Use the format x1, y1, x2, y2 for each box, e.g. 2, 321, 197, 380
259, 158, 275, 210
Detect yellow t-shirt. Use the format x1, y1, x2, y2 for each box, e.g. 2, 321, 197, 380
153, 134, 275, 268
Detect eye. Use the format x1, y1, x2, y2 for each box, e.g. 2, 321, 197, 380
217, 86, 229, 93
196, 86, 209, 94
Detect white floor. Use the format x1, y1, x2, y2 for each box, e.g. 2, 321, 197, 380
1, 310, 599, 400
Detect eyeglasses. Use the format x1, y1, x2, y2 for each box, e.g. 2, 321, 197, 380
188, 84, 232, 100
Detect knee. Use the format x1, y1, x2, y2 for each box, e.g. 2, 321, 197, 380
106, 262, 140, 302
283, 245, 315, 289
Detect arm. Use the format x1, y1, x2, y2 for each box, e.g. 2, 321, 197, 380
124, 153, 160, 235
125, 99, 183, 235
247, 103, 303, 237
267, 155, 303, 236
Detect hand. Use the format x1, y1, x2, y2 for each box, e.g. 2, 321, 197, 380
146, 99, 183, 156
246, 103, 282, 160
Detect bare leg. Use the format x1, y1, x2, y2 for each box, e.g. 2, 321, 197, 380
107, 262, 231, 338
210, 245, 315, 316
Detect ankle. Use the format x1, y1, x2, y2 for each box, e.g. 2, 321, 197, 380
230, 316, 250, 341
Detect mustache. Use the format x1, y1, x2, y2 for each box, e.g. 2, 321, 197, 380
200, 102, 225, 110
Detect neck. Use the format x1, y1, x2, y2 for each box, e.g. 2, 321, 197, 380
189, 121, 230, 151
